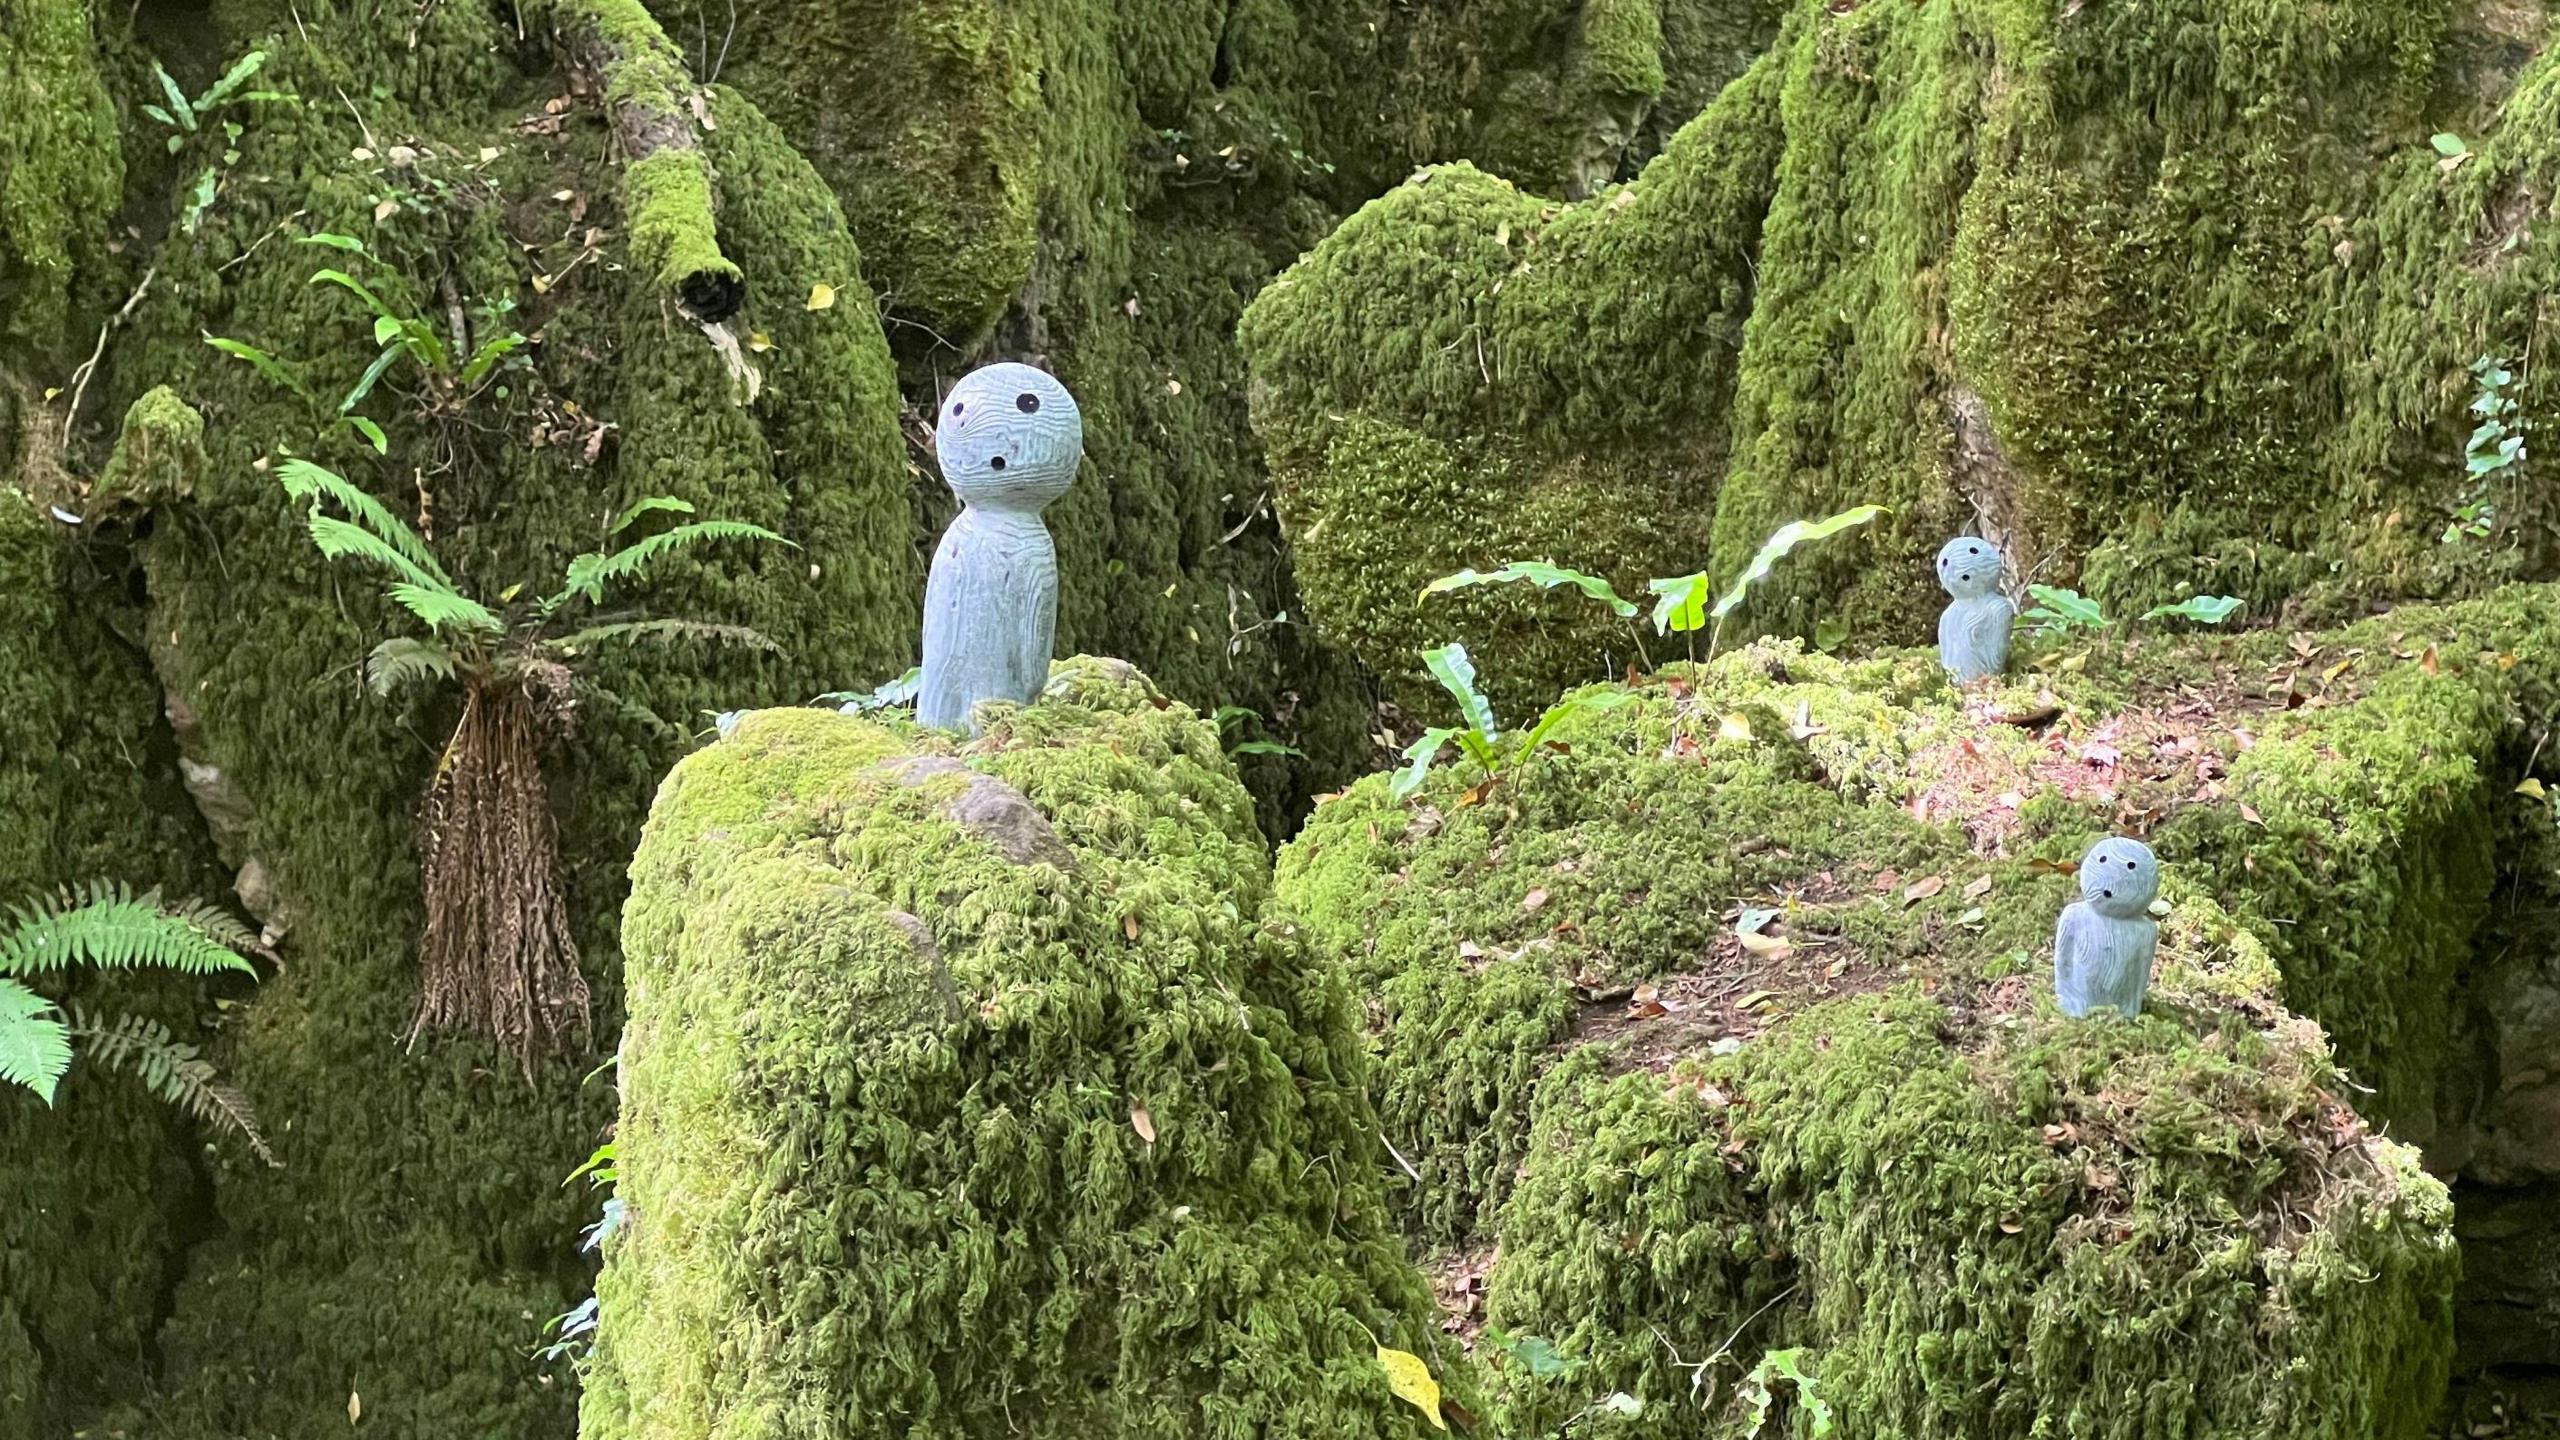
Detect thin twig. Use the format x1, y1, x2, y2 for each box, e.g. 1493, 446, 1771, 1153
62, 266, 157, 448
1379, 1130, 1424, 1183
710, 0, 738, 84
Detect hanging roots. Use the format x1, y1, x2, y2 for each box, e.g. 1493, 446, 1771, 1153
412, 663, 590, 1076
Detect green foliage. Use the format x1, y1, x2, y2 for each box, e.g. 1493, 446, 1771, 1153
2026, 586, 2245, 637
1392, 643, 1636, 801
2019, 585, 2109, 637
1737, 1348, 1833, 1437
1424, 562, 1639, 618
2139, 595, 2245, 626
0, 883, 267, 1161
209, 253, 529, 454
279, 459, 788, 696
2448, 355, 2528, 544
1212, 705, 1306, 759
138, 50, 296, 235
1649, 505, 1887, 649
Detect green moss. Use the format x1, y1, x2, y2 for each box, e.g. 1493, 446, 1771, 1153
0, 0, 125, 360
0, 487, 64, 891
1247, 0, 2560, 690
94, 387, 206, 507
15, 8, 920, 1431
1494, 993, 2452, 1439
1276, 620, 2482, 1433
621, 148, 741, 303
585, 662, 1459, 1439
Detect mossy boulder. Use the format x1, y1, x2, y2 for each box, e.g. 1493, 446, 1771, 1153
1269, 591, 2560, 1434
585, 659, 1459, 1439
1243, 0, 2560, 705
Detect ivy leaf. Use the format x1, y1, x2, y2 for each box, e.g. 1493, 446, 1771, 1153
1376, 1346, 1448, 1431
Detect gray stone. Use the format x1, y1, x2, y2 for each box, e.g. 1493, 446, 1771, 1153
2054, 836, 2159, 1018
875, 755, 1073, 869
918, 362, 1082, 734
1934, 536, 2013, 684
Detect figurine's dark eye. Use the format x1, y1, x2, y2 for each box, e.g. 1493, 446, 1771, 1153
1016, 393, 1039, 413
2101, 889, 2114, 898
1967, 545, 1980, 554
952, 402, 964, 416
989, 456, 1007, 471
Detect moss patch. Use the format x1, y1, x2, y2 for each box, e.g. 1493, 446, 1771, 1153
1245, 0, 2560, 699
1269, 594, 2560, 1433
585, 660, 1459, 1438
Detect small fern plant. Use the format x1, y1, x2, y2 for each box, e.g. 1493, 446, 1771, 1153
277, 459, 791, 1072
0, 882, 275, 1164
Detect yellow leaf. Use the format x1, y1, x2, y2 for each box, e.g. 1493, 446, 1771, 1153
476, 145, 500, 163
349, 1390, 362, 1424
747, 330, 774, 353
1129, 1102, 1155, 1145
2517, 778, 2547, 799
2322, 656, 2356, 684
42, 387, 60, 401
806, 282, 838, 311
1377, 1346, 1447, 1431
1718, 712, 1755, 743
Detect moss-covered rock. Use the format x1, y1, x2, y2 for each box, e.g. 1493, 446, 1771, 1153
17, 5, 922, 1431
1268, 593, 2560, 1434
586, 659, 1458, 1438
0, 0, 125, 360
1243, 0, 2560, 703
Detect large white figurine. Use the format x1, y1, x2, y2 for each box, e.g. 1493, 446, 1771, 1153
917, 363, 1082, 734
2054, 836, 2161, 1018
1935, 536, 2013, 684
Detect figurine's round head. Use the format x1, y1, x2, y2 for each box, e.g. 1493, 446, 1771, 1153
1935, 537, 2004, 600
2078, 836, 2159, 919
935, 362, 1081, 510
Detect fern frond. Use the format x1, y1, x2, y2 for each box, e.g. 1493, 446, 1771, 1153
0, 882, 259, 979
304, 512, 449, 593
0, 979, 71, 1104
386, 583, 505, 637
549, 521, 795, 607
608, 496, 694, 536
366, 636, 460, 696
277, 459, 448, 583
552, 620, 779, 657
67, 1007, 278, 1166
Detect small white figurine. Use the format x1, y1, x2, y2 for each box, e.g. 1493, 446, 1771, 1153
917, 363, 1082, 734
1935, 537, 2013, 684
2054, 836, 2160, 1018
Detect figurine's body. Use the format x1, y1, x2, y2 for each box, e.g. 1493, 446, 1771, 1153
1935, 537, 2013, 684
918, 363, 1082, 734
2054, 836, 2160, 1018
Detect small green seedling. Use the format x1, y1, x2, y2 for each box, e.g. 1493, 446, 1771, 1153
1390, 643, 1635, 800
1649, 505, 1888, 657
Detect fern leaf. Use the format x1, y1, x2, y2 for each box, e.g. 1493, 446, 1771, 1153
66, 1008, 277, 1166
303, 512, 448, 594
0, 979, 70, 1104
366, 636, 459, 696
277, 460, 449, 582
386, 583, 504, 636
607, 496, 694, 536
550, 521, 795, 607
552, 620, 779, 657
575, 681, 684, 745
0, 883, 259, 979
